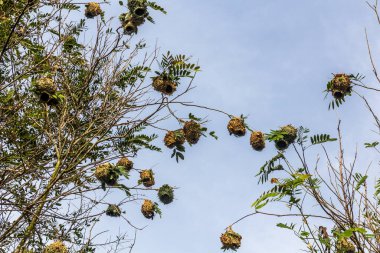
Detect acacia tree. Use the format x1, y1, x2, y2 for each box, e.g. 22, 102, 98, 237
0, 0, 244, 252
220, 2, 380, 253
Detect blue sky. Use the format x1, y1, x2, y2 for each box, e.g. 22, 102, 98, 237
87, 0, 380, 252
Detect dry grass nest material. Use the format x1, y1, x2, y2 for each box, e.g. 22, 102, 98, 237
164, 129, 185, 149
152, 76, 177, 95
44, 241, 68, 253
106, 204, 122, 217
336, 238, 355, 253
183, 120, 202, 145
95, 163, 119, 186
127, 0, 149, 18
227, 117, 246, 137
329, 74, 352, 100
116, 157, 133, 171
85, 2, 103, 18
250, 131, 265, 151
275, 124, 297, 151
220, 227, 242, 251
141, 199, 156, 219
140, 169, 155, 187
158, 184, 174, 205
35, 77, 58, 104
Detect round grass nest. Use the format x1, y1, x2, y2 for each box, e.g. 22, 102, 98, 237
85, 2, 102, 18
158, 184, 174, 205
220, 227, 242, 251
141, 199, 156, 219
183, 120, 202, 145
119, 12, 145, 35
164, 129, 185, 149
44, 241, 68, 253
329, 74, 352, 100
227, 117, 246, 137
275, 124, 297, 151
152, 76, 177, 95
127, 0, 149, 18
140, 169, 155, 187
250, 131, 265, 151
34, 77, 57, 103
95, 163, 119, 186
116, 157, 133, 171
336, 238, 355, 253
106, 204, 122, 217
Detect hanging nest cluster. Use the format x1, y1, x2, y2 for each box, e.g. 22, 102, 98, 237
158, 184, 174, 204
116, 157, 134, 171
44, 241, 68, 253
152, 75, 178, 95
141, 199, 157, 219
34, 77, 58, 105
106, 204, 122, 217
328, 74, 352, 100
120, 0, 148, 35
275, 124, 298, 151
183, 120, 202, 145
336, 238, 355, 253
164, 129, 185, 149
139, 169, 155, 187
95, 163, 119, 186
220, 227, 242, 251
250, 131, 265, 151
227, 117, 246, 137
84, 2, 103, 18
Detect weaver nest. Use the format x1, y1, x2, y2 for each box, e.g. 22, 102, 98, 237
336, 237, 355, 253
158, 184, 174, 205
85, 2, 103, 18
140, 169, 155, 187
152, 76, 177, 95
164, 129, 185, 149
227, 117, 246, 137
328, 73, 352, 100
220, 227, 242, 251
44, 241, 68, 253
275, 124, 297, 151
127, 0, 149, 18
95, 163, 119, 186
250, 131, 265, 151
106, 204, 122, 217
116, 157, 133, 171
141, 199, 156, 219
183, 120, 202, 145
34, 77, 57, 104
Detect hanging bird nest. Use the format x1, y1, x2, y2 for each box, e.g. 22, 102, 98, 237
328, 74, 352, 100
95, 163, 119, 186
183, 120, 202, 145
164, 129, 186, 149
85, 2, 103, 18
44, 241, 68, 253
105, 204, 122, 217
220, 227, 242, 251
227, 117, 246, 137
34, 77, 57, 103
119, 14, 139, 35
158, 184, 174, 205
139, 169, 155, 187
336, 238, 355, 253
116, 157, 133, 171
250, 131, 265, 151
127, 0, 149, 18
275, 124, 297, 151
152, 75, 177, 95
141, 199, 156, 219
